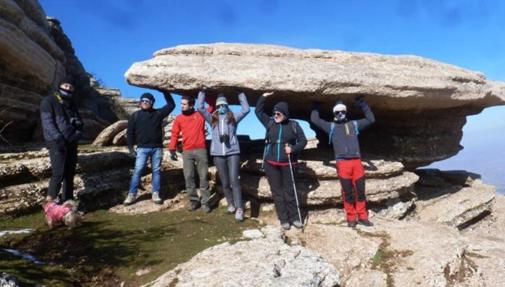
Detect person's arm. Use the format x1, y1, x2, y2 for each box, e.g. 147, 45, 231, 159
255, 92, 272, 128
168, 117, 181, 151
233, 92, 250, 124
127, 112, 136, 151
196, 91, 212, 124
158, 91, 176, 118
291, 121, 308, 154
310, 103, 331, 134
40, 98, 63, 142
354, 98, 375, 131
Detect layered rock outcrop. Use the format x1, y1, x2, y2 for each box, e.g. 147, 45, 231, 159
125, 43, 505, 167
0, 0, 123, 143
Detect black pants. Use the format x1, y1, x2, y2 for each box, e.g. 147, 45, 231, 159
264, 162, 300, 224
47, 141, 78, 201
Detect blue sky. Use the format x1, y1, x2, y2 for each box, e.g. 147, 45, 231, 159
40, 0, 504, 189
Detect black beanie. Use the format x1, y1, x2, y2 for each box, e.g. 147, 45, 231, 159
60, 75, 75, 86
140, 93, 155, 103
273, 101, 289, 118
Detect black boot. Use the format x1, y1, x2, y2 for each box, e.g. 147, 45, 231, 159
347, 221, 357, 228
358, 219, 374, 227
188, 201, 201, 211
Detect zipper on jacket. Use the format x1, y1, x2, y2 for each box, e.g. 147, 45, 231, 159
220, 117, 225, 155
277, 125, 283, 162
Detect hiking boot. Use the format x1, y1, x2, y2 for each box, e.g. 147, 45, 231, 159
235, 208, 244, 222
347, 220, 357, 228
281, 222, 291, 230
188, 201, 201, 211
152, 192, 162, 204
123, 193, 136, 205
358, 219, 374, 227
202, 204, 211, 213
292, 220, 303, 229
226, 205, 236, 214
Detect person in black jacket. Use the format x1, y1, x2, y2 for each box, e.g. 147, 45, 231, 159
124, 91, 175, 205
255, 92, 307, 230
310, 97, 375, 227
40, 79, 83, 203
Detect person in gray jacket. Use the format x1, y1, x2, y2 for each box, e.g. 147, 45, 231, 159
197, 90, 250, 221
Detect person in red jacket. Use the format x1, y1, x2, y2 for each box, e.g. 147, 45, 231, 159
168, 95, 210, 212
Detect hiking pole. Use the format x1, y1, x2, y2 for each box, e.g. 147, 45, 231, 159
287, 147, 304, 230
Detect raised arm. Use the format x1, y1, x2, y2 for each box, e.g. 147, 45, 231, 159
233, 92, 250, 124
255, 92, 272, 128
159, 91, 176, 118
310, 103, 331, 134
354, 98, 375, 131
196, 91, 212, 124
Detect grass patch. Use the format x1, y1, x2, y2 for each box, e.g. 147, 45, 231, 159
0, 207, 260, 286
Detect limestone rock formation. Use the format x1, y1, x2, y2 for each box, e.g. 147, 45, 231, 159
143, 225, 341, 287
0, 1, 122, 143
92, 120, 128, 147
239, 148, 419, 206
413, 169, 496, 229
125, 43, 505, 167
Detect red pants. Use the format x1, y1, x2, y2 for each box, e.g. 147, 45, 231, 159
336, 159, 368, 221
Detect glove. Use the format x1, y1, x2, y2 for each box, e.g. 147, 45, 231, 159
355, 96, 367, 107
169, 150, 178, 161
128, 146, 136, 157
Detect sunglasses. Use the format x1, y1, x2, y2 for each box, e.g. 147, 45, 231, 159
140, 99, 152, 104
216, 104, 228, 109
334, 111, 346, 115
274, 112, 284, 117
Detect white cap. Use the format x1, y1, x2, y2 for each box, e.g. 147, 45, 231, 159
333, 103, 347, 113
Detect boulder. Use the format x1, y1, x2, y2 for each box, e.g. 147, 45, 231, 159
92, 120, 128, 146
112, 129, 127, 146
125, 43, 505, 167
143, 225, 340, 287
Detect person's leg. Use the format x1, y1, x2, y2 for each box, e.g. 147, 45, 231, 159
182, 150, 199, 203
195, 149, 210, 208
337, 160, 357, 224
265, 163, 289, 225
227, 154, 243, 210
62, 143, 78, 201
128, 148, 149, 196
352, 159, 369, 222
214, 156, 234, 209
281, 165, 300, 224
47, 142, 66, 200
151, 148, 163, 193
151, 148, 163, 203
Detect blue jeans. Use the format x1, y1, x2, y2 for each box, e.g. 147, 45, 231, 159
128, 147, 163, 195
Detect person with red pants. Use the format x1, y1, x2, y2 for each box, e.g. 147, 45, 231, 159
310, 97, 375, 227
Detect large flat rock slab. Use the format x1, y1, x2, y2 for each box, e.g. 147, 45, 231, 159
125, 43, 505, 112
125, 43, 505, 168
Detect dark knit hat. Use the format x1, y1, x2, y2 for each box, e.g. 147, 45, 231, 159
140, 93, 155, 103
60, 75, 75, 86
273, 101, 289, 118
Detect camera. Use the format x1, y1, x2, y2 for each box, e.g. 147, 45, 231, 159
219, 134, 230, 144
